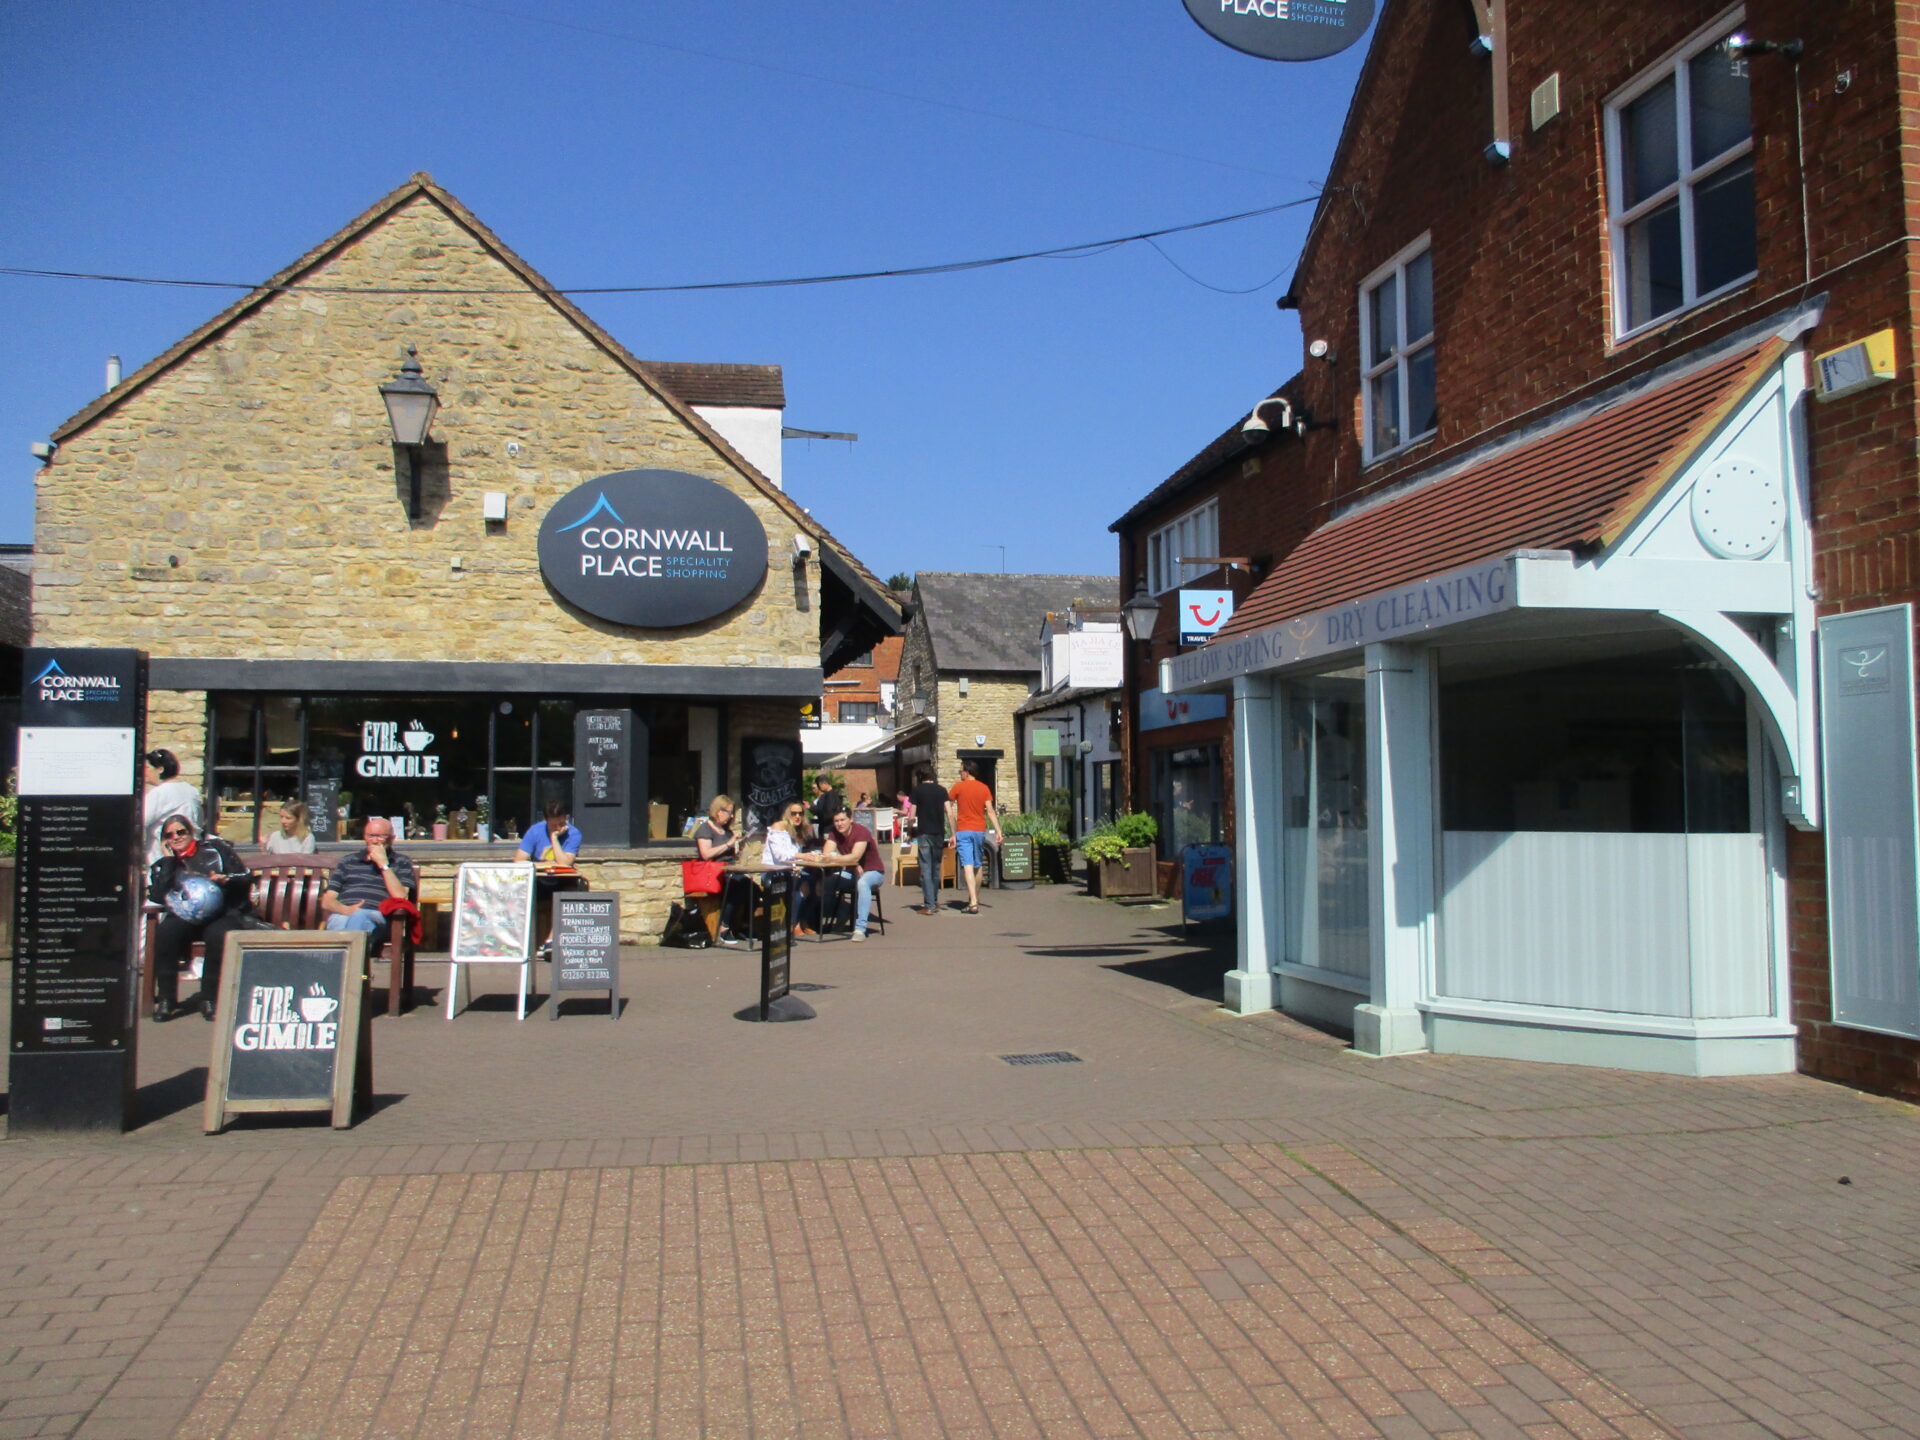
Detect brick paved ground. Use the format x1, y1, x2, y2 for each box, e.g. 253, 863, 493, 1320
2, 885, 1916, 1439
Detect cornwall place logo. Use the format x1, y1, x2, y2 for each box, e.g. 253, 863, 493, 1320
30, 657, 123, 703
537, 469, 770, 628
1182, 0, 1372, 61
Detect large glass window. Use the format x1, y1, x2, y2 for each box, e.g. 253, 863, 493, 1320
1608, 21, 1755, 334
1361, 239, 1436, 460
1150, 743, 1223, 852
1146, 499, 1221, 595
1280, 675, 1369, 980
1440, 649, 1751, 834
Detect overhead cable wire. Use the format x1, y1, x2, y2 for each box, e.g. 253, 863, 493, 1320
0, 195, 1319, 297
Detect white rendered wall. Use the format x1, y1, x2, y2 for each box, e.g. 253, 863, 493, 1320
694, 405, 783, 489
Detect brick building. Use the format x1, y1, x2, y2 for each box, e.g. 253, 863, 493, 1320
1139, 2, 1920, 1097
31, 174, 899, 939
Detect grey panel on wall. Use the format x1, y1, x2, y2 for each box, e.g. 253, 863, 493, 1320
1819, 605, 1920, 1040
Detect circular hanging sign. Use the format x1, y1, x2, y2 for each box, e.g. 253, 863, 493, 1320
537, 468, 770, 628
1182, 0, 1373, 62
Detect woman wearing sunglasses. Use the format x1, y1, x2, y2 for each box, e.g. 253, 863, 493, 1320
763, 800, 822, 937
146, 820, 255, 1021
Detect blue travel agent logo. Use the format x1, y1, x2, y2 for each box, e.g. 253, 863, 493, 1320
30, 657, 123, 703
537, 468, 769, 628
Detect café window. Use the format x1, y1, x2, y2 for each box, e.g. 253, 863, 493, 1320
1607, 18, 1755, 334
207, 694, 702, 845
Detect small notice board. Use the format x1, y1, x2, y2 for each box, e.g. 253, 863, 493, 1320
760, 870, 793, 1020
448, 863, 537, 1019
204, 932, 370, 1133
550, 891, 620, 1020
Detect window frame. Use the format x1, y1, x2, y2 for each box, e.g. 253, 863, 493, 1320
837, 700, 881, 724
1605, 9, 1755, 339
1359, 234, 1436, 464
1145, 497, 1221, 596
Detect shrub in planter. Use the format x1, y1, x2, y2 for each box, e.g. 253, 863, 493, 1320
1082, 823, 1156, 898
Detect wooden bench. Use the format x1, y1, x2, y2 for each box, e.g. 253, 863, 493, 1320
142, 855, 419, 1018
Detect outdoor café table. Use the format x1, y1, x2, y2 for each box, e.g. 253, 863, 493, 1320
725, 858, 851, 941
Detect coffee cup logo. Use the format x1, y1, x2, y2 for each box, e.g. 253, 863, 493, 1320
299, 984, 338, 1023
402, 722, 435, 753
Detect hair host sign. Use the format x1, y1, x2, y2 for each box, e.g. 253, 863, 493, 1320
537, 469, 770, 628
1183, 0, 1373, 62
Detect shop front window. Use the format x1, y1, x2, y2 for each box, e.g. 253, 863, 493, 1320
306, 697, 491, 842
1280, 676, 1370, 982
1150, 743, 1223, 852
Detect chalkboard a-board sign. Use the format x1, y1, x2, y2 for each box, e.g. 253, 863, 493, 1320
549, 891, 620, 1020
204, 932, 370, 1133
578, 711, 627, 806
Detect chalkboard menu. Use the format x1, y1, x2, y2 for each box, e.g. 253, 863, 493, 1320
9, 646, 146, 1135
578, 712, 626, 805
999, 836, 1035, 887
741, 736, 802, 835
550, 891, 620, 1020
759, 870, 793, 1020
306, 779, 340, 843
204, 932, 370, 1133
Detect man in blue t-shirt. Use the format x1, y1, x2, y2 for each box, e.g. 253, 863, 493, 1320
516, 801, 581, 866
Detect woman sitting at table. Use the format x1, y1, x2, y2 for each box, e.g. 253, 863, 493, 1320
693, 793, 753, 946
765, 800, 821, 937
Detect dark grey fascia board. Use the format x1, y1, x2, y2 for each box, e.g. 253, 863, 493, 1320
820, 547, 904, 635
151, 658, 824, 697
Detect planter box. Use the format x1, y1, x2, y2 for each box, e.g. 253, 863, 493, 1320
1092, 847, 1157, 899
1035, 843, 1072, 884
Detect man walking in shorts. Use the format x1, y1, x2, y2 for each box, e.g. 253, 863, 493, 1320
947, 760, 1000, 915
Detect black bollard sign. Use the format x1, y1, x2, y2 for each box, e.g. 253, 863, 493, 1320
759, 870, 793, 1019
9, 648, 146, 1134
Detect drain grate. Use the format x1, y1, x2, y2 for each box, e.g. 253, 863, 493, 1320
1000, 1051, 1082, 1067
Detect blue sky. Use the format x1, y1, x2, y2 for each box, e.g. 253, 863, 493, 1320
0, 1, 1372, 579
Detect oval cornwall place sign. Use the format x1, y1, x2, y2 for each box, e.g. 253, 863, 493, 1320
537, 469, 769, 628
1183, 0, 1373, 62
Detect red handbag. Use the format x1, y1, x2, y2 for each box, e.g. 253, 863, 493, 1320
681, 859, 726, 895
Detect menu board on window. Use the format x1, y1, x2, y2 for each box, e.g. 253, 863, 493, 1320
579, 711, 627, 806
306, 779, 340, 843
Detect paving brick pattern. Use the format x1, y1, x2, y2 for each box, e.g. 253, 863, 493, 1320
173, 1147, 1671, 1440
1, 887, 1916, 1439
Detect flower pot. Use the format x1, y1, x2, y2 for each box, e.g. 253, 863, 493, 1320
432, 822, 449, 841
477, 824, 491, 842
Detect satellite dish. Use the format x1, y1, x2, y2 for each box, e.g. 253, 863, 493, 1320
1182, 0, 1374, 62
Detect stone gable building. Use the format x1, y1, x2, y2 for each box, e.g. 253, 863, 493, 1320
32, 174, 898, 938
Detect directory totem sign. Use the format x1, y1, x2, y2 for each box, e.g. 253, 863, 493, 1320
9, 648, 146, 1134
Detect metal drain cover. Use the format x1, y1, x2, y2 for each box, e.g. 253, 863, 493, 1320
1000, 1051, 1082, 1066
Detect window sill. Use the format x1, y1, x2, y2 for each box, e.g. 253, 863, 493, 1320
1361, 428, 1438, 470
1610, 274, 1757, 352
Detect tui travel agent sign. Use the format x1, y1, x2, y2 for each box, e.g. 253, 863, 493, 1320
1183, 0, 1373, 61
538, 469, 770, 628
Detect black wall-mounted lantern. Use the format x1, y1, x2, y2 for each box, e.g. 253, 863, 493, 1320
1122, 579, 1161, 645
379, 345, 440, 518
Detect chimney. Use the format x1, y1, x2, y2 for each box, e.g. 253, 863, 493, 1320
105, 355, 122, 389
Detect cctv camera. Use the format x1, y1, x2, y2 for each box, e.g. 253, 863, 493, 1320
791, 533, 812, 559
29, 441, 56, 462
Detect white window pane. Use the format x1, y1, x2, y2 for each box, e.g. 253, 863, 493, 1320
1692, 155, 1756, 294
1404, 250, 1433, 341
1407, 346, 1437, 438
1689, 42, 1751, 166
1620, 76, 1679, 207
1624, 197, 1684, 328
1367, 274, 1398, 362
1369, 371, 1401, 454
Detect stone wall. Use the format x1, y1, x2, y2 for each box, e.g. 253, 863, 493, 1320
33, 192, 820, 672
934, 674, 1033, 811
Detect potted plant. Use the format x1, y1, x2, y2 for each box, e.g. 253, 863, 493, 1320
474, 794, 491, 842
1085, 813, 1158, 899
433, 802, 449, 842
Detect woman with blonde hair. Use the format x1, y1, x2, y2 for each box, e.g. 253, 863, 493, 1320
263, 799, 316, 854
693, 794, 751, 945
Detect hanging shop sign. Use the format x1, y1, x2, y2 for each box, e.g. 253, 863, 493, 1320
537, 469, 769, 628
1178, 589, 1235, 647
1182, 0, 1374, 62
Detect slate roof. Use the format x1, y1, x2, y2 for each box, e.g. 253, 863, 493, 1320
914, 573, 1118, 674
648, 362, 786, 408
1221, 336, 1784, 637
1015, 684, 1117, 718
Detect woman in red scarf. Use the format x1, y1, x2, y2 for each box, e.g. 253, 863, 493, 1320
146, 821, 254, 1021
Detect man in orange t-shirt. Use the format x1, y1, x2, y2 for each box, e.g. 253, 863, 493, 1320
946, 760, 1001, 914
